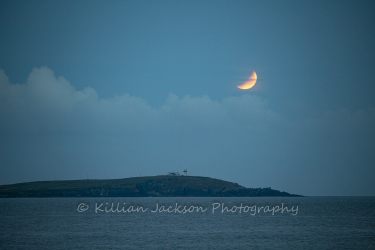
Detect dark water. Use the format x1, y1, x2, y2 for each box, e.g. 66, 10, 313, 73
0, 197, 374, 249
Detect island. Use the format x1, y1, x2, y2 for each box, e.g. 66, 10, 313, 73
0, 176, 301, 197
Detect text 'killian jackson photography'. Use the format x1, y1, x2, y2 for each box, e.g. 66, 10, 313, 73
77, 202, 299, 216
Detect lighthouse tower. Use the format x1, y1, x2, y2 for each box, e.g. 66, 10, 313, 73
183, 168, 187, 176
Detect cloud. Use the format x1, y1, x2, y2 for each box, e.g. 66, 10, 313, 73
0, 67, 279, 136
0, 67, 99, 134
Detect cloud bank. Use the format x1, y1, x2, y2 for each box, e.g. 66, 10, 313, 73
0, 67, 374, 195
0, 67, 280, 134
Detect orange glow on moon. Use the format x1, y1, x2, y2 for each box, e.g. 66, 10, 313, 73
237, 71, 257, 90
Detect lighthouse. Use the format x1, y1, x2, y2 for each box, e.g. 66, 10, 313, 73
183, 168, 187, 176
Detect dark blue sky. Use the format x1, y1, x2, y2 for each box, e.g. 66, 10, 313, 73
1, 0, 374, 195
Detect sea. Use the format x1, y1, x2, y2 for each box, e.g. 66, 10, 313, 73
0, 197, 374, 249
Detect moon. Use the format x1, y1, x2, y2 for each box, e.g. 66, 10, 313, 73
237, 71, 257, 90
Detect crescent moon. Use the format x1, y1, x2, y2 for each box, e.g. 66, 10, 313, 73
237, 71, 257, 90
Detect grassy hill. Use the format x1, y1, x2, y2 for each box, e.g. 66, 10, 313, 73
0, 176, 301, 197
